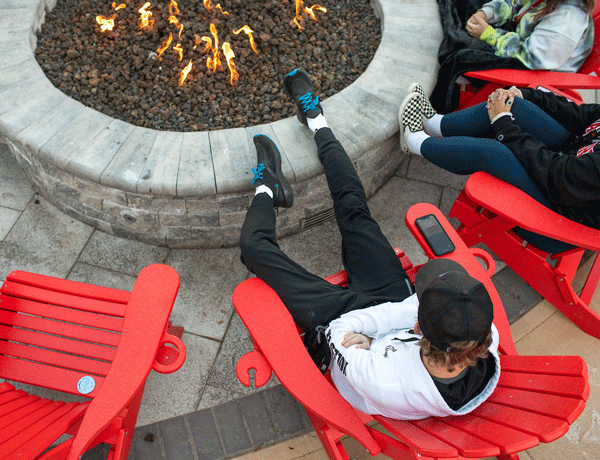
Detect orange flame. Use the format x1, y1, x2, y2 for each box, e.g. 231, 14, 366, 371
168, 15, 184, 38
222, 42, 239, 86
96, 14, 116, 32
233, 25, 260, 56
204, 23, 222, 71
203, 0, 229, 16
157, 33, 173, 58
200, 36, 212, 53
179, 59, 193, 86
112, 2, 126, 10
173, 43, 184, 61
138, 2, 154, 29
293, 0, 326, 29
169, 0, 180, 16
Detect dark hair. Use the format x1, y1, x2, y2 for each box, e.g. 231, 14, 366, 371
534, 0, 594, 20
418, 332, 493, 373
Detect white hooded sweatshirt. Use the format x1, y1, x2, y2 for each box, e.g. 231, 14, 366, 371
325, 293, 500, 420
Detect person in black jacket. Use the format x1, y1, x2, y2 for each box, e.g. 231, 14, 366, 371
399, 83, 600, 252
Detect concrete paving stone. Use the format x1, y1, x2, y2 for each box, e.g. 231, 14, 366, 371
0, 143, 35, 210
0, 83, 66, 139
0, 195, 93, 280
213, 401, 253, 456
14, 97, 85, 155
239, 391, 279, 447
207, 312, 279, 394
130, 422, 166, 460
178, 131, 216, 196
210, 127, 254, 194
0, 26, 30, 45
100, 126, 159, 192
138, 333, 220, 426
321, 95, 387, 154
159, 416, 195, 460
368, 176, 443, 267
0, 44, 34, 71
0, 8, 39, 29
492, 266, 543, 323
166, 247, 248, 339
278, 219, 343, 279
265, 386, 308, 438
67, 261, 137, 291
78, 230, 170, 277
270, 117, 322, 183
39, 107, 113, 169
407, 154, 469, 190
0, 206, 20, 241
246, 123, 296, 185
0, 60, 45, 94
439, 186, 462, 229
0, 0, 43, 9
394, 153, 410, 178
187, 410, 226, 460
198, 384, 244, 411
336, 84, 400, 139
67, 118, 136, 183
81, 443, 111, 460
137, 131, 183, 195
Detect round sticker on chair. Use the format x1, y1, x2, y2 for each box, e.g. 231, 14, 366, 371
77, 376, 96, 394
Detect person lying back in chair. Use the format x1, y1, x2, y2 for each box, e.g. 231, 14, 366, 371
239, 68, 501, 420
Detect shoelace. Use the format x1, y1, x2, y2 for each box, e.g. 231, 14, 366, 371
298, 92, 319, 112
252, 163, 265, 185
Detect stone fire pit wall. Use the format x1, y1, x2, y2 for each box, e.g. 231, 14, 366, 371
0, 0, 441, 248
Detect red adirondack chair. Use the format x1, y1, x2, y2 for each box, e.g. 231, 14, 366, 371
451, 171, 600, 341
234, 203, 589, 460
0, 264, 186, 460
457, 3, 600, 109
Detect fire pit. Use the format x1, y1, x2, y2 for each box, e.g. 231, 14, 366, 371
0, 0, 442, 248
35, 0, 381, 132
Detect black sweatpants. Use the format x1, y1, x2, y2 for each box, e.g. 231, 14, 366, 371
239, 128, 414, 347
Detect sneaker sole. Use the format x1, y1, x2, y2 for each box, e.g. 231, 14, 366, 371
398, 92, 421, 154
254, 135, 294, 208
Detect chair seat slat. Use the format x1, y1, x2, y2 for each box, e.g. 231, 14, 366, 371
0, 325, 117, 362
0, 356, 104, 397
410, 417, 501, 458
6, 271, 130, 304
0, 384, 15, 397
374, 416, 459, 458
0, 391, 35, 418
0, 399, 64, 447
0, 296, 124, 333
1, 282, 126, 318
0, 402, 84, 460
0, 310, 121, 347
488, 387, 586, 423
0, 389, 24, 407
472, 401, 568, 443
0, 397, 50, 432
500, 355, 587, 377
0, 342, 111, 377
498, 371, 588, 399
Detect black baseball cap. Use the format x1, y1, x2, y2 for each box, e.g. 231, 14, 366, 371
415, 259, 494, 353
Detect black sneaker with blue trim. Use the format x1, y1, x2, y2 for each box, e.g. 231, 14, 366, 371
283, 68, 323, 126
252, 135, 294, 208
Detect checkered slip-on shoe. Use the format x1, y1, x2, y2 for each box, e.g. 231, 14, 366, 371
399, 92, 423, 154
408, 82, 437, 119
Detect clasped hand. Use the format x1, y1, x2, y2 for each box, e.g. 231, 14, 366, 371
486, 87, 522, 121
342, 332, 373, 350
466, 11, 489, 38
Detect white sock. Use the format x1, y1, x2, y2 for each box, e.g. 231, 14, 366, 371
404, 128, 429, 156
424, 114, 443, 137
255, 184, 273, 198
307, 114, 328, 133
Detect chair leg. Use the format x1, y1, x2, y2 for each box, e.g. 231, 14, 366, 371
497, 454, 520, 460
580, 253, 600, 306
306, 410, 351, 460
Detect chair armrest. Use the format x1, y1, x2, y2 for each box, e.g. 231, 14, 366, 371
66, 264, 181, 460
232, 278, 382, 457
464, 172, 600, 252
464, 69, 600, 90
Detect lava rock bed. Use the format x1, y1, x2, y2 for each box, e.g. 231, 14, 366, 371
34, 0, 381, 132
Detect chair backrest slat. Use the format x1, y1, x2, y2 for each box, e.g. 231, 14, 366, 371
1, 282, 126, 318
0, 356, 104, 397
0, 325, 117, 362
0, 296, 124, 333
0, 342, 112, 377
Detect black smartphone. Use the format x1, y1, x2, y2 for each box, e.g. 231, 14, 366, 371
414, 214, 455, 256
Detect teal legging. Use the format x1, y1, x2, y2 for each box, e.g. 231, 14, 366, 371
422, 98, 572, 253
